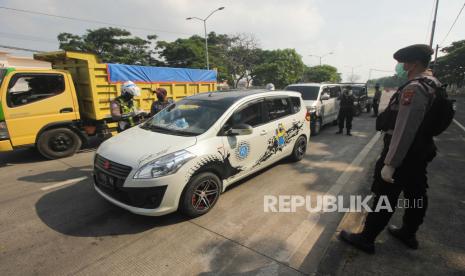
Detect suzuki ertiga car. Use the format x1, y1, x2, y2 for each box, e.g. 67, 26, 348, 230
93, 90, 310, 217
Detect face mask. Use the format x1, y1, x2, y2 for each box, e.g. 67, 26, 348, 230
395, 63, 408, 78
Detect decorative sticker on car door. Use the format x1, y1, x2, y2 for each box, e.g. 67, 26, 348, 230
253, 121, 304, 168
235, 141, 250, 161
186, 147, 244, 182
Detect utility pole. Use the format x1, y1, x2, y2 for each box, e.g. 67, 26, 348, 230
429, 0, 439, 47
187, 7, 225, 70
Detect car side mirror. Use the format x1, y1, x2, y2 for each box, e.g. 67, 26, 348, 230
227, 124, 253, 136
321, 94, 330, 101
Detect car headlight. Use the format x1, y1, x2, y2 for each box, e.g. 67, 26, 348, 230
134, 150, 196, 179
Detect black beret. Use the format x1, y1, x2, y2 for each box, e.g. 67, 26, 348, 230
393, 44, 434, 63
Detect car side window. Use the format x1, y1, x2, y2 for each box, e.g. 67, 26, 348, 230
7, 74, 65, 107
330, 86, 341, 98
226, 101, 264, 128
322, 87, 330, 97
290, 97, 301, 114
265, 97, 291, 121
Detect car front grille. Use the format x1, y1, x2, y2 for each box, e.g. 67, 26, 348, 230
94, 154, 132, 179
94, 171, 167, 209
93, 154, 167, 209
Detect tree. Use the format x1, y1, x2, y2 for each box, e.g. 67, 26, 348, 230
224, 33, 261, 88
435, 40, 465, 87
156, 32, 234, 82
156, 35, 206, 68
302, 65, 341, 83
251, 49, 305, 88
58, 27, 160, 65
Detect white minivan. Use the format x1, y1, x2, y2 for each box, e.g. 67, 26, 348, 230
285, 83, 341, 135
93, 90, 310, 217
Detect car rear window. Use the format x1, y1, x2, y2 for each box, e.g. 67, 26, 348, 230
290, 97, 301, 114
285, 86, 320, 100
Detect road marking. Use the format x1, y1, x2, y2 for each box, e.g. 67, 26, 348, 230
40, 176, 88, 191
453, 119, 465, 133
274, 131, 382, 264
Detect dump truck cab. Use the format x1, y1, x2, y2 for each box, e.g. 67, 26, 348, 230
0, 66, 82, 157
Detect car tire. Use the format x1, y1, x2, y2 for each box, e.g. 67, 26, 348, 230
310, 118, 322, 136
180, 172, 222, 218
289, 135, 307, 162
37, 128, 82, 159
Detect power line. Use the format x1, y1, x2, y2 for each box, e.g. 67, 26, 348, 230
0, 31, 57, 44
0, 44, 45, 53
440, 1, 465, 46
0, 6, 192, 36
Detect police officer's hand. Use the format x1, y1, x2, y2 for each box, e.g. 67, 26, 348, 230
381, 165, 395, 183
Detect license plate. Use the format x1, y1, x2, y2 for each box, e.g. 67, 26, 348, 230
98, 172, 115, 189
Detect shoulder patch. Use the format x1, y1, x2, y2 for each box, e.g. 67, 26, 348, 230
401, 88, 415, 105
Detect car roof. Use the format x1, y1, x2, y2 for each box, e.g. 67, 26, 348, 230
185, 89, 301, 105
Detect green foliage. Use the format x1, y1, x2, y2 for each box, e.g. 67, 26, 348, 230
58, 27, 161, 65
252, 49, 305, 88
302, 65, 341, 83
434, 40, 465, 86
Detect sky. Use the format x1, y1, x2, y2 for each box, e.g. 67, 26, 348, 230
0, 0, 464, 81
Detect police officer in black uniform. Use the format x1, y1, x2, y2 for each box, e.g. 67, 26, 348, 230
336, 86, 355, 136
339, 44, 439, 253
372, 83, 382, 117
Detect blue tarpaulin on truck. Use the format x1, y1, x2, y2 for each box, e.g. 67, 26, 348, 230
107, 64, 217, 83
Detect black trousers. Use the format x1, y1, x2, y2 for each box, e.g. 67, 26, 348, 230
361, 134, 435, 242
338, 108, 353, 131
372, 101, 380, 116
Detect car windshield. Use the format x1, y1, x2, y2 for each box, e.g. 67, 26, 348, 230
285, 86, 320, 100
141, 98, 229, 136
351, 86, 365, 96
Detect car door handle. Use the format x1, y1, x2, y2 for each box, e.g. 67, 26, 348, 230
260, 130, 268, 136
60, 107, 74, 113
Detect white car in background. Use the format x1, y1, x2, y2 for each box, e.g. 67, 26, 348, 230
93, 90, 310, 217
285, 83, 341, 135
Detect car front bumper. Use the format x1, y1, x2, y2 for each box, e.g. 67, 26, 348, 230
93, 167, 186, 216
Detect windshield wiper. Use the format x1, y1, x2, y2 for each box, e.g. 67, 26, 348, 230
141, 124, 197, 136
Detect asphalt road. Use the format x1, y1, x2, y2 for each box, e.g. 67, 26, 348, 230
1, 93, 463, 275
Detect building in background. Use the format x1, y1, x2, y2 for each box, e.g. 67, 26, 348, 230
0, 51, 51, 69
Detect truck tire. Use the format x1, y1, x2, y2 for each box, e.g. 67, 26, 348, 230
180, 172, 222, 218
37, 128, 82, 159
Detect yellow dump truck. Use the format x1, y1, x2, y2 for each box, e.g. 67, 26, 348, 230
0, 51, 217, 159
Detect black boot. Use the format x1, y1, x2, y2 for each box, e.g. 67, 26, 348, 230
336, 129, 342, 134
346, 130, 352, 136
339, 230, 375, 254
388, 225, 419, 249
